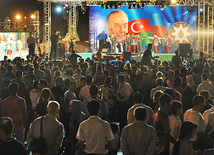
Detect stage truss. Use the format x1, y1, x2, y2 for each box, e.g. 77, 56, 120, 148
38, 0, 214, 57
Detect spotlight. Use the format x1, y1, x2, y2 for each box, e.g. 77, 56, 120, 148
118, 3, 121, 7
65, 3, 69, 8
171, 0, 177, 5
101, 4, 104, 9
56, 6, 62, 13
148, 2, 152, 5
132, 4, 136, 9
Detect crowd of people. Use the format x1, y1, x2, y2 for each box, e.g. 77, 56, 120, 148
0, 49, 214, 155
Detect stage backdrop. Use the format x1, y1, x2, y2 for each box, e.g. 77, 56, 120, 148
89, 6, 197, 54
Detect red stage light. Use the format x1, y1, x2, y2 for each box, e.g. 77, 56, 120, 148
120, 56, 124, 60
101, 55, 104, 59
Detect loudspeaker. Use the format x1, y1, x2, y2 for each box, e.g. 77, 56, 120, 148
123, 51, 131, 60
179, 43, 191, 50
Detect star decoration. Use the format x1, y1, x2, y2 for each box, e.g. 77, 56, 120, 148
171, 23, 192, 43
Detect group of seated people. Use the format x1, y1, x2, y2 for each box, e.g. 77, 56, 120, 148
0, 51, 214, 155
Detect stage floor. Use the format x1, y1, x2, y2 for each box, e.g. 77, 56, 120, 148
2, 50, 177, 63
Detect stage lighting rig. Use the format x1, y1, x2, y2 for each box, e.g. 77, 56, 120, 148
81, 2, 87, 14
63, 3, 70, 13
171, 0, 177, 5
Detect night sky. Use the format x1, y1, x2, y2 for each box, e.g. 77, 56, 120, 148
0, 0, 42, 20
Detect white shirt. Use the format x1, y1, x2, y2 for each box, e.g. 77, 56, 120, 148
203, 106, 214, 125
127, 103, 154, 125
169, 115, 182, 155
79, 85, 91, 102
183, 109, 206, 141
30, 89, 41, 109
196, 81, 214, 95
150, 86, 168, 99
76, 116, 114, 154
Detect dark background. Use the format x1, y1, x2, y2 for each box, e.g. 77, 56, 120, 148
0, 0, 89, 41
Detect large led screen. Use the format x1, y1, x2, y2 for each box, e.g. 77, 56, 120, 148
89, 6, 197, 54
0, 32, 29, 60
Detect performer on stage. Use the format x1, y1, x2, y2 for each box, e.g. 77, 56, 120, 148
111, 33, 117, 53
125, 33, 132, 52
27, 32, 36, 56
165, 34, 172, 54
152, 33, 161, 53
136, 33, 143, 53
131, 34, 137, 53
50, 30, 59, 60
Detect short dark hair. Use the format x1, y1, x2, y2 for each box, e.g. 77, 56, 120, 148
171, 100, 182, 115
110, 122, 119, 134
40, 79, 48, 87
156, 77, 164, 86
89, 85, 98, 96
118, 75, 125, 82
159, 93, 172, 108
105, 77, 112, 85
134, 107, 147, 121
8, 82, 19, 96
193, 95, 205, 106
16, 70, 22, 78
201, 73, 208, 81
200, 90, 210, 100
164, 88, 176, 100
42, 88, 51, 99
132, 91, 144, 103
86, 75, 92, 85
179, 121, 197, 139
0, 117, 14, 135
87, 99, 100, 115
80, 76, 86, 82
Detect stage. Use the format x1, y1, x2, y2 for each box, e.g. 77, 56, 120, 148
65, 52, 176, 62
